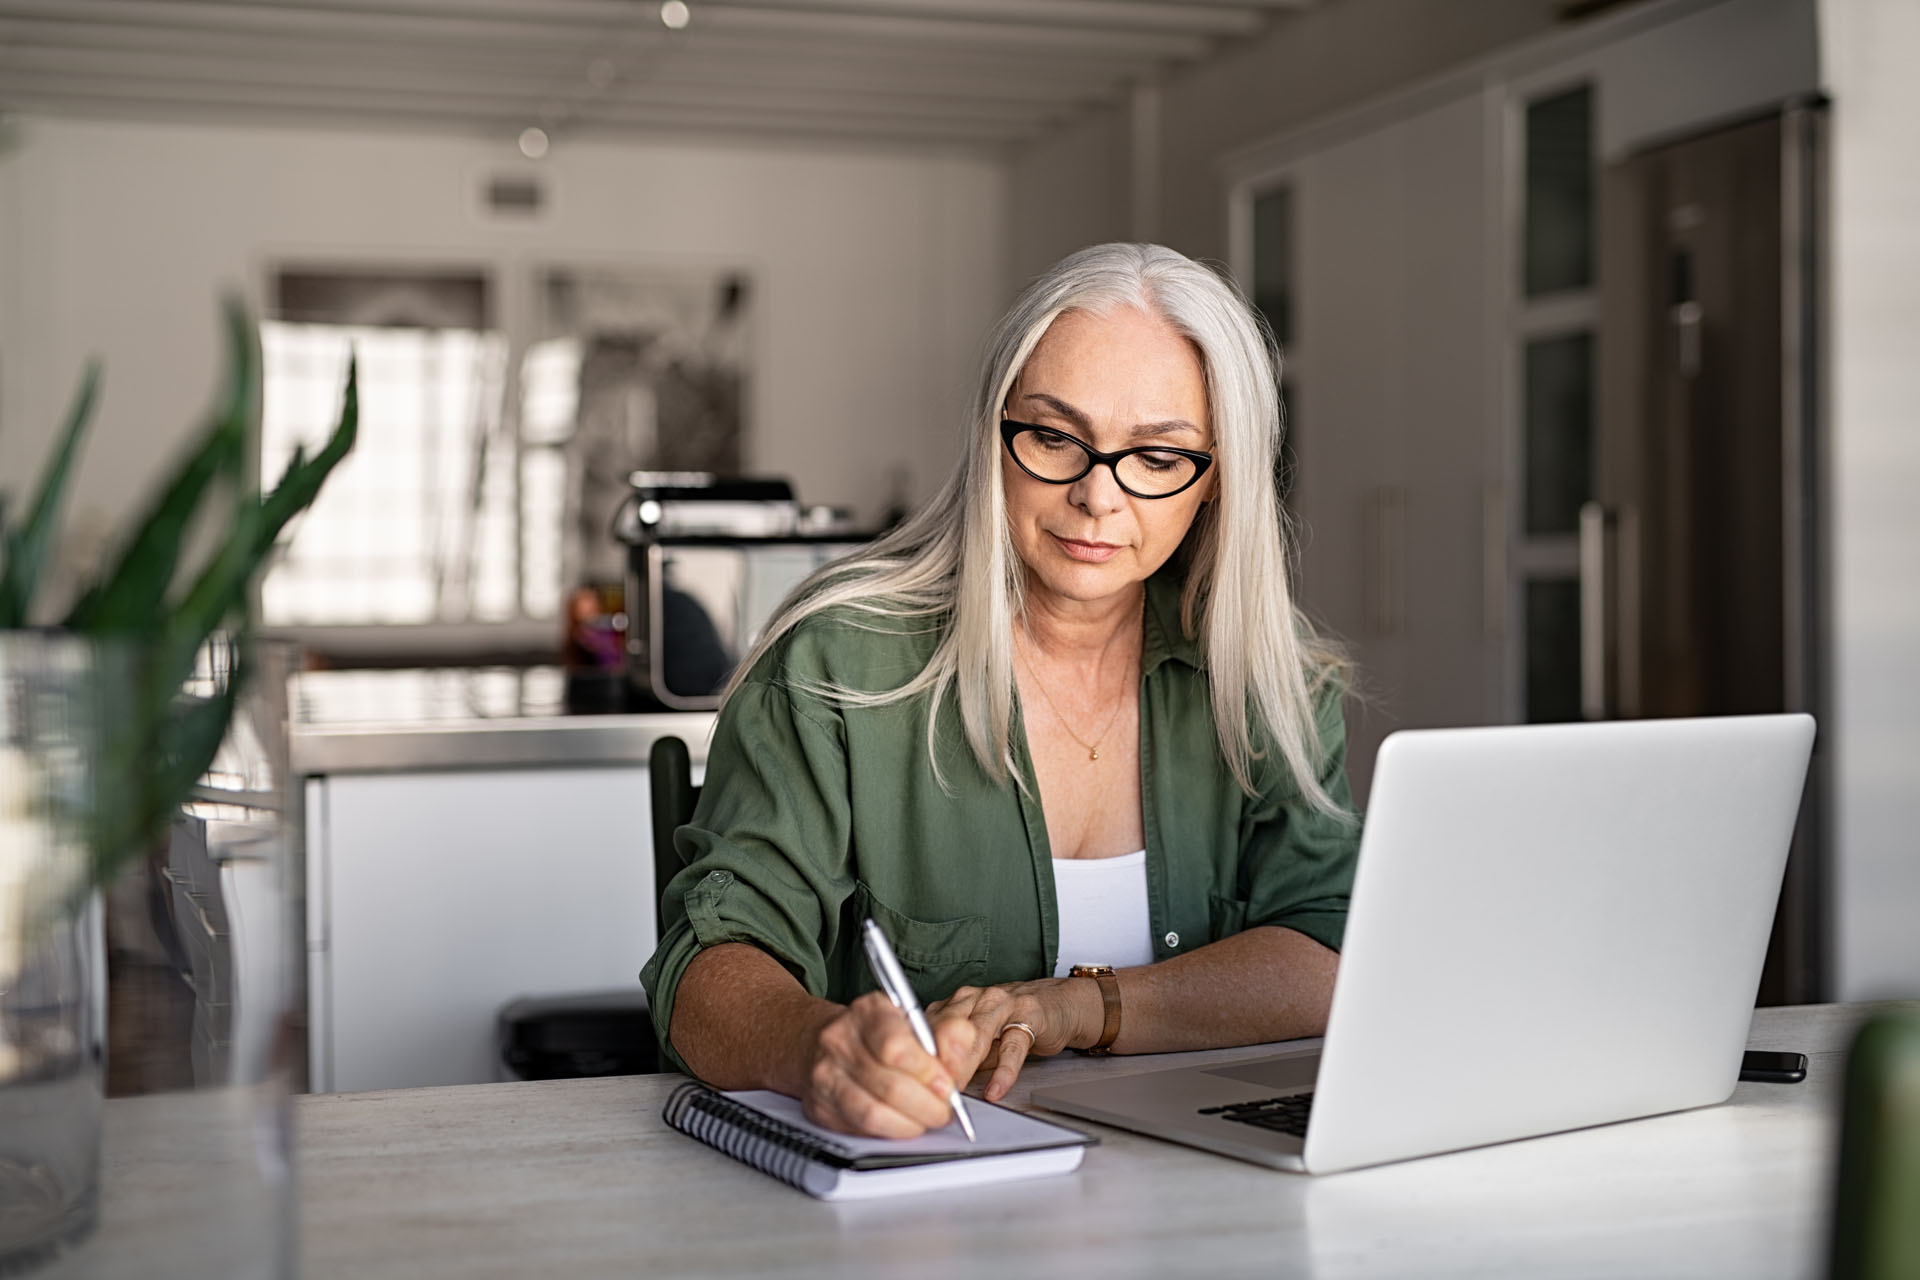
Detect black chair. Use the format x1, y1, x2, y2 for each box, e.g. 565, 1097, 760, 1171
497, 736, 700, 1079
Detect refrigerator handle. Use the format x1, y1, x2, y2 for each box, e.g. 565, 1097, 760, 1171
1579, 501, 1615, 720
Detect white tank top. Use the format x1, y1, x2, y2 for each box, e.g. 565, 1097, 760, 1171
1051, 849, 1155, 977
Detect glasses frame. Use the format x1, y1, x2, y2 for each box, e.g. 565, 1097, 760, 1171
998, 419, 1215, 500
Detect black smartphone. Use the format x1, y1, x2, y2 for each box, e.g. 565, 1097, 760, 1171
1739, 1049, 1808, 1083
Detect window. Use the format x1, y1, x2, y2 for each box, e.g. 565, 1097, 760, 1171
1524, 86, 1595, 297
1511, 84, 1597, 722
259, 264, 751, 654
261, 321, 511, 625
1249, 183, 1301, 510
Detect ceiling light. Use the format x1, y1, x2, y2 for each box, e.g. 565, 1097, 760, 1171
518, 127, 550, 160
660, 1, 690, 30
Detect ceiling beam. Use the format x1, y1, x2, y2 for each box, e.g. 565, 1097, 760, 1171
0, 13, 1181, 76
0, 20, 1143, 94
134, 0, 1273, 35
0, 48, 1059, 123
0, 0, 1209, 59
0, 71, 1036, 141
0, 42, 1108, 107
682, 0, 1264, 37
8, 97, 1026, 153
608, 52, 1112, 103
655, 7, 1212, 58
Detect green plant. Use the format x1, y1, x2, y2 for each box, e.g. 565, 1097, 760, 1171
0, 298, 357, 889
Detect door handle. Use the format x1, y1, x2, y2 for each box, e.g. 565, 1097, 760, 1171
1672, 300, 1703, 378
1579, 501, 1614, 721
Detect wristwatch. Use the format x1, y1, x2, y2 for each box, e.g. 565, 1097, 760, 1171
1069, 964, 1122, 1055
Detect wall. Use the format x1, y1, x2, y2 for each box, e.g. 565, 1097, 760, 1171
0, 117, 1008, 597
1006, 0, 1562, 275
1820, 0, 1920, 1000
1280, 91, 1498, 806
1160, 0, 1564, 264
1006, 106, 1131, 289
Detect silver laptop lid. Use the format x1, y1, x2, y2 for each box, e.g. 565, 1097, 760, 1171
1303, 713, 1814, 1173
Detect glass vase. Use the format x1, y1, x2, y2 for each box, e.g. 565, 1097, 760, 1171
0, 634, 103, 1273
0, 635, 301, 1278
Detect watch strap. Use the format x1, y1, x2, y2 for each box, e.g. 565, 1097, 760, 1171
1070, 964, 1122, 1055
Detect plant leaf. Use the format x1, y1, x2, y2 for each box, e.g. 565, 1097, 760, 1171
256, 353, 357, 556
0, 362, 100, 627
85, 643, 249, 892
158, 501, 265, 689
65, 301, 255, 634
66, 313, 354, 896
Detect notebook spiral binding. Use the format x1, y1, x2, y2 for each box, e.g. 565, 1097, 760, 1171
664, 1082, 849, 1193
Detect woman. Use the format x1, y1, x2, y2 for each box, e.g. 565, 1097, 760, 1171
641, 243, 1358, 1138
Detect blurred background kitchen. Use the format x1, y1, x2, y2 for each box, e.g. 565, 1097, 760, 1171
0, 0, 1913, 1096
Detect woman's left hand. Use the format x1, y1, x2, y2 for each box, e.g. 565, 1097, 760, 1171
928, 978, 1098, 1102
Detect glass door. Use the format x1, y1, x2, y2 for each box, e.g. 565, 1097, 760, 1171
1511, 83, 1597, 724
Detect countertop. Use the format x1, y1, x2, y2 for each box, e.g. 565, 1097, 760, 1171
289, 666, 715, 774
88, 1001, 1901, 1279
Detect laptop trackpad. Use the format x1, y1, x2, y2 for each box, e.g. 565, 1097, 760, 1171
1204, 1055, 1320, 1091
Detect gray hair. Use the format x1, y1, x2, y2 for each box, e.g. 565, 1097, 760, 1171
726, 242, 1349, 815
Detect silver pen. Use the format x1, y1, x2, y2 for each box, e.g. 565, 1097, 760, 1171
860, 916, 978, 1142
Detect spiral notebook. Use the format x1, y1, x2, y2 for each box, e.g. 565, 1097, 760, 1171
663, 1082, 1096, 1201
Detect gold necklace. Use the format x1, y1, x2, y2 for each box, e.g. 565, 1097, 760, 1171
1014, 630, 1132, 763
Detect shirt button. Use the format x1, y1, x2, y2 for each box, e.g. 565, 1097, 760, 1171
1164, 931, 1180, 949
708, 870, 730, 884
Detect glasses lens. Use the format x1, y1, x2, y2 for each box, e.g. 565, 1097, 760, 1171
1115, 450, 1199, 496
1010, 428, 1092, 482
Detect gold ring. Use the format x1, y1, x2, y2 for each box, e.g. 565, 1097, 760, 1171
1001, 1021, 1037, 1047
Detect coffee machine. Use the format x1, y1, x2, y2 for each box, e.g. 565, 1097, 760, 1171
612, 473, 867, 710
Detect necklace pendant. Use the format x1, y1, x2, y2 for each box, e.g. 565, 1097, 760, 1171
1089, 748, 1100, 761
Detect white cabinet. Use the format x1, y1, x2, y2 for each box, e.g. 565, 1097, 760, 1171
1244, 90, 1500, 804
306, 766, 660, 1093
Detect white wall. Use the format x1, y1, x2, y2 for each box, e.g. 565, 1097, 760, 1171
1251, 92, 1500, 806
1159, 0, 1563, 265
0, 117, 1008, 592
1006, 107, 1130, 289
1006, 0, 1562, 276
1820, 0, 1920, 1001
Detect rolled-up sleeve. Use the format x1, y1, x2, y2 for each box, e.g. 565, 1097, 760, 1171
639, 676, 854, 1073
1236, 680, 1361, 952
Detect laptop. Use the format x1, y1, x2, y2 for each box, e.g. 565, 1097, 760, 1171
1031, 714, 1816, 1175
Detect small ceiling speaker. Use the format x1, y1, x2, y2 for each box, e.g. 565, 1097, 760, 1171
486, 175, 545, 217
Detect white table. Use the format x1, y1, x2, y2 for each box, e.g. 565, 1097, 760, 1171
95, 1002, 1898, 1278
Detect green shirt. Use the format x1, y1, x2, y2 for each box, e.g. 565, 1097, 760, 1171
640, 570, 1361, 1074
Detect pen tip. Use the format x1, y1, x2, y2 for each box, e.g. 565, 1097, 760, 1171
954, 1095, 978, 1143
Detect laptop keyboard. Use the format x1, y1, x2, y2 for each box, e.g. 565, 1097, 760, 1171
1200, 1091, 1314, 1137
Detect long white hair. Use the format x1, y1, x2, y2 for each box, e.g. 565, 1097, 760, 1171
726, 242, 1349, 815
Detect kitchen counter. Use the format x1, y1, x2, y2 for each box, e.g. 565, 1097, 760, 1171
290, 665, 714, 1091
289, 666, 715, 774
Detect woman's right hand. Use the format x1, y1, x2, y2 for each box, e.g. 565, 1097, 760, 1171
797, 992, 980, 1138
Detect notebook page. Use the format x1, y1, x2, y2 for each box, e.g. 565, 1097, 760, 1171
722, 1089, 1087, 1160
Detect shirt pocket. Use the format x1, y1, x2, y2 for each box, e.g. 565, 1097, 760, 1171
1208, 892, 1250, 943
853, 881, 991, 1005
